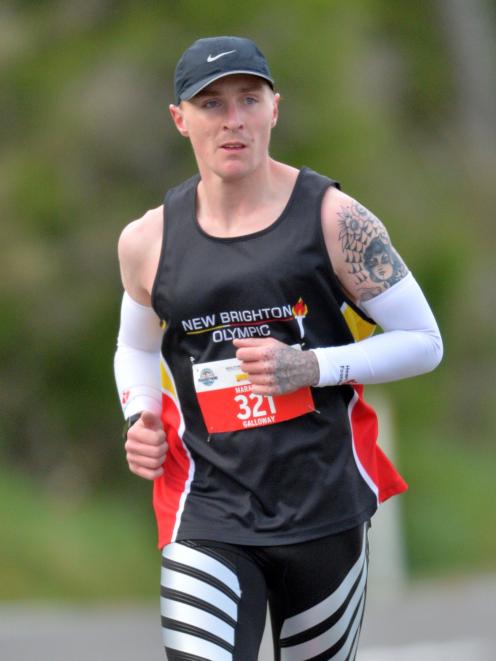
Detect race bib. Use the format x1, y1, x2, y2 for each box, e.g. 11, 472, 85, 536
192, 357, 315, 433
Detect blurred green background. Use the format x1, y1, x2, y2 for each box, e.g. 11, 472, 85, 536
1, 0, 495, 600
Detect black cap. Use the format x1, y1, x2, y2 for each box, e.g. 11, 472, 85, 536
174, 36, 274, 104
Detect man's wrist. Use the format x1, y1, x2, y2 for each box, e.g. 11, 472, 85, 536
122, 412, 142, 441
306, 349, 320, 387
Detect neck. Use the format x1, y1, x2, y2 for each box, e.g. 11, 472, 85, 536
196, 159, 297, 237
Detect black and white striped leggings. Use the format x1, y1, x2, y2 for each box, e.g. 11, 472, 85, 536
160, 522, 369, 661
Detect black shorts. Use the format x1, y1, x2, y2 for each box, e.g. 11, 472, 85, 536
160, 522, 369, 660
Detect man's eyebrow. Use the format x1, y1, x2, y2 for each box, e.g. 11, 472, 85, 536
192, 87, 227, 100
239, 85, 264, 92
194, 88, 218, 98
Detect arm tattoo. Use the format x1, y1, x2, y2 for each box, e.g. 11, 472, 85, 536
271, 347, 319, 394
337, 201, 408, 302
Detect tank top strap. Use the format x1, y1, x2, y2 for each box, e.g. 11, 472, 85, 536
164, 174, 200, 231
283, 167, 338, 233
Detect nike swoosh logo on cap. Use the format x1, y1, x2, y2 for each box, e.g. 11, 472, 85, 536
207, 50, 236, 62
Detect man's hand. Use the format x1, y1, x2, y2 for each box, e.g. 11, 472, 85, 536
124, 410, 167, 480
233, 337, 320, 395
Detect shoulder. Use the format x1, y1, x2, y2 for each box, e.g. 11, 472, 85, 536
118, 205, 163, 258
321, 184, 352, 219
118, 205, 164, 303
320, 188, 408, 304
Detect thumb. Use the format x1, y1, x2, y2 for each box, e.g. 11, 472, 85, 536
140, 410, 163, 430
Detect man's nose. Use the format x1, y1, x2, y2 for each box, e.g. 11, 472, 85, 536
223, 102, 244, 130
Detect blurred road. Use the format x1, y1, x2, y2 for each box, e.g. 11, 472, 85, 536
1, 574, 495, 660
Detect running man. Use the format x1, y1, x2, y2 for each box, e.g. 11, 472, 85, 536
114, 36, 443, 660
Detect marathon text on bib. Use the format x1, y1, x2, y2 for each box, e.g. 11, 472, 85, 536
192, 357, 315, 433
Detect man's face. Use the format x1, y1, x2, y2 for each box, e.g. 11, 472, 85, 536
364, 238, 396, 282
369, 249, 394, 281
170, 74, 279, 181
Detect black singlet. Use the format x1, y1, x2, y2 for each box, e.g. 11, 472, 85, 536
151, 167, 407, 548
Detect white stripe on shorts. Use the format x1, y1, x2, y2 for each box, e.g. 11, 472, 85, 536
163, 542, 241, 597
161, 568, 238, 621
160, 597, 235, 646
163, 629, 232, 661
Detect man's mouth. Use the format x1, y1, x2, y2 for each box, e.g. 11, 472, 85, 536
221, 142, 246, 150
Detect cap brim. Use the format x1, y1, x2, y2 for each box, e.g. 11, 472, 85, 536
179, 70, 274, 102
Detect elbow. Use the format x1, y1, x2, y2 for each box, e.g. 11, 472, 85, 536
426, 329, 443, 373
409, 328, 443, 377
435, 334, 444, 368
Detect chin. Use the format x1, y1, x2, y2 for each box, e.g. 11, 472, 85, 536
216, 162, 254, 181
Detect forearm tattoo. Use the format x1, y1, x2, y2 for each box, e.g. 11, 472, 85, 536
271, 346, 319, 394
337, 202, 408, 302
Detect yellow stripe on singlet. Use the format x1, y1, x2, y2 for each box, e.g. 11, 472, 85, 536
160, 360, 178, 399
340, 303, 376, 341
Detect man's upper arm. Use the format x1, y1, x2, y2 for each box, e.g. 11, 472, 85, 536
321, 188, 408, 305
117, 206, 164, 306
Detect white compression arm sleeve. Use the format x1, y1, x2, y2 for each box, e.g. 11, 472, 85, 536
114, 292, 164, 418
312, 273, 443, 386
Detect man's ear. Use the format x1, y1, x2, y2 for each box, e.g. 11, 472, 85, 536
271, 92, 280, 128
169, 103, 189, 137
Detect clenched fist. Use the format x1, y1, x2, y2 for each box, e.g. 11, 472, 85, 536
124, 410, 167, 480
233, 337, 320, 395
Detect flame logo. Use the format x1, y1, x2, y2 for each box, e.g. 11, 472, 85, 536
292, 297, 308, 318
292, 297, 308, 338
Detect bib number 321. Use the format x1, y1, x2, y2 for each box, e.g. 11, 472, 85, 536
192, 357, 315, 433
234, 392, 276, 420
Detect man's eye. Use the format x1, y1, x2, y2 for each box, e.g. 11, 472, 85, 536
203, 99, 220, 109
244, 96, 258, 104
